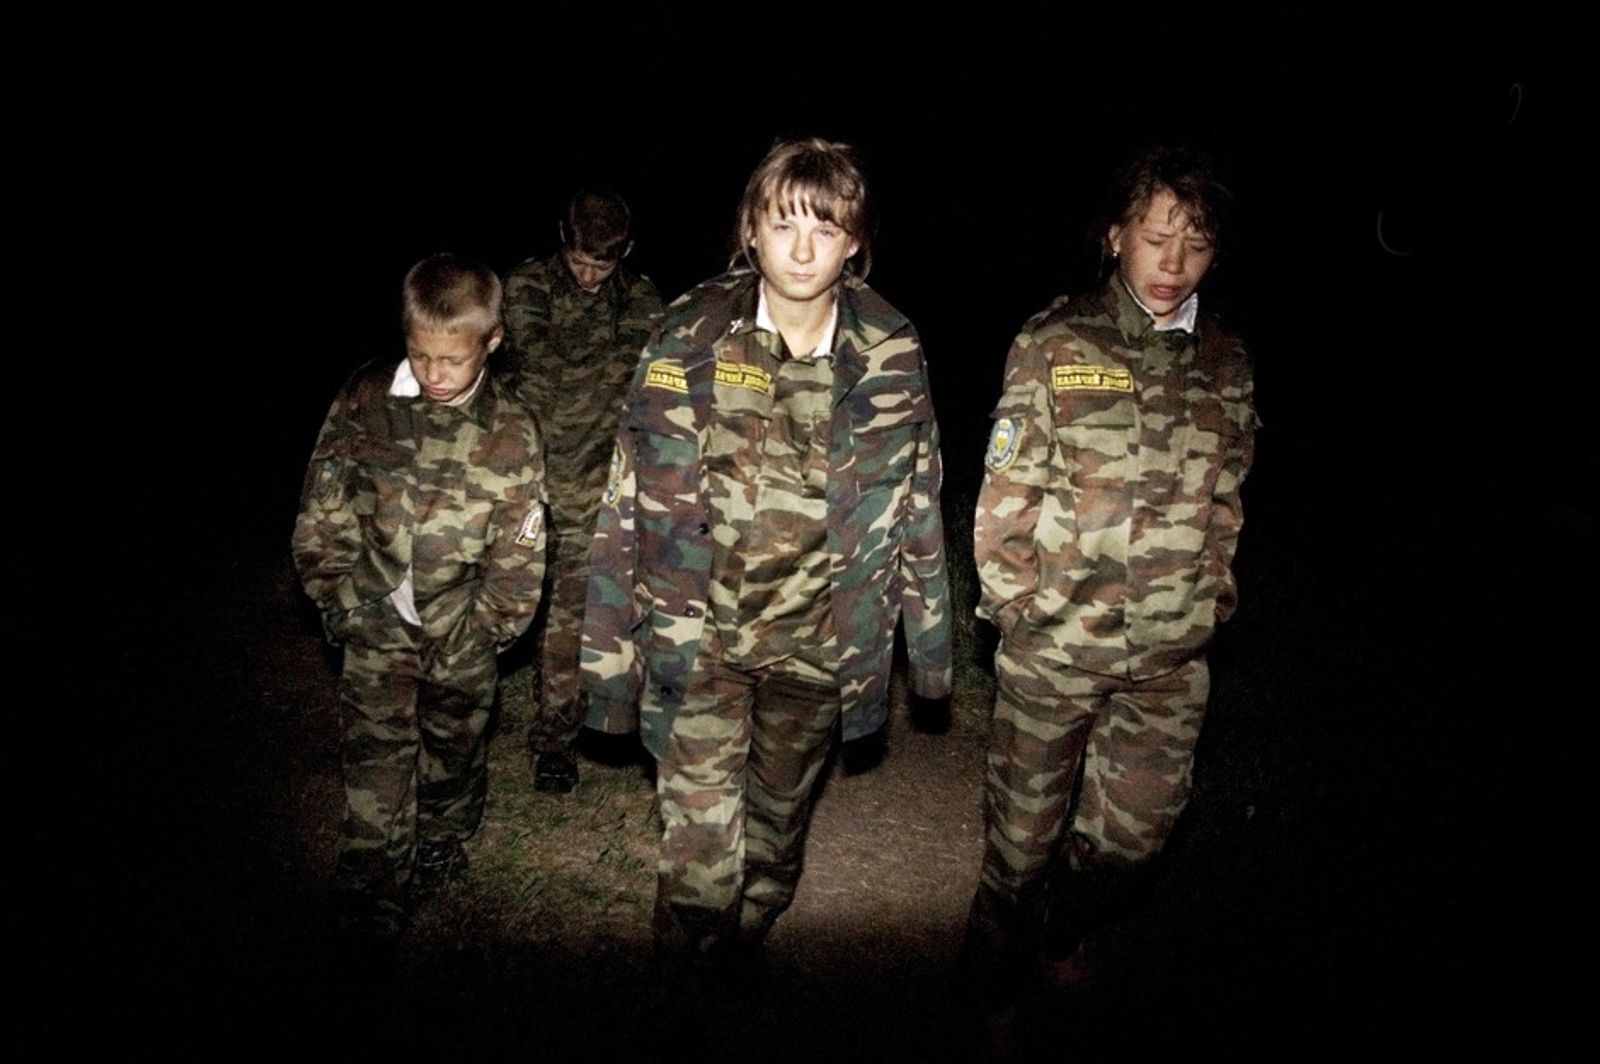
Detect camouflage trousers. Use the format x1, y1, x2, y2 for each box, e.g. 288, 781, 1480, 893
335, 635, 498, 925
963, 647, 1209, 994
653, 648, 841, 965
526, 529, 590, 753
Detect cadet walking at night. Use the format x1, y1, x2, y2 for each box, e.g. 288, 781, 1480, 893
581, 138, 952, 996
292, 254, 548, 940
962, 145, 1258, 1022
502, 189, 664, 793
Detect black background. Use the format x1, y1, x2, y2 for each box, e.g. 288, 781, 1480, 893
21, 6, 1583, 1057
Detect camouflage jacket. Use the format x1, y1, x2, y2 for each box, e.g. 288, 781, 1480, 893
581, 270, 953, 755
976, 279, 1256, 680
501, 254, 664, 534
291, 361, 548, 653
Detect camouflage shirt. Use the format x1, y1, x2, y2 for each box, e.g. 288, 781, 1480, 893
291, 360, 548, 652
976, 279, 1257, 680
501, 253, 664, 535
707, 315, 837, 677
581, 270, 953, 755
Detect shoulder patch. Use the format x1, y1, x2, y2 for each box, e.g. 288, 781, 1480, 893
713, 360, 773, 395
1052, 365, 1133, 393
986, 417, 1023, 473
314, 458, 344, 504
515, 502, 545, 547
645, 360, 689, 394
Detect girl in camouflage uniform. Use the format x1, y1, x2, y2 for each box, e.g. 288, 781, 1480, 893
963, 146, 1258, 1007
582, 140, 951, 987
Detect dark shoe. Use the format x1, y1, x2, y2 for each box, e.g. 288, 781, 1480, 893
910, 692, 952, 734
412, 838, 469, 897
533, 750, 579, 793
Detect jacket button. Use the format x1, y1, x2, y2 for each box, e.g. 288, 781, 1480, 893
697, 522, 710, 535
683, 606, 699, 618
659, 685, 674, 699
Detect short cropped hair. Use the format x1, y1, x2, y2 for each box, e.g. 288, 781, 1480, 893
562, 189, 633, 261
401, 253, 503, 341
1104, 144, 1232, 253
735, 137, 871, 279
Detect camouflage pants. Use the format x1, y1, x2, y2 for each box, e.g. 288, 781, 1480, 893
963, 648, 1209, 992
653, 653, 841, 964
527, 529, 590, 753
336, 636, 498, 917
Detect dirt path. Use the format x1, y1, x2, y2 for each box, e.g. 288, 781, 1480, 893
106, 551, 993, 1059
66, 514, 1458, 1060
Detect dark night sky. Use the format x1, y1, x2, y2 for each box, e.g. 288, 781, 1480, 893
101, 9, 1559, 548
25, 6, 1583, 1053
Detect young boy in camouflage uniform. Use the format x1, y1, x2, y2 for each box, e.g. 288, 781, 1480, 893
582, 139, 952, 986
293, 253, 548, 938
963, 146, 1258, 1006
502, 190, 664, 793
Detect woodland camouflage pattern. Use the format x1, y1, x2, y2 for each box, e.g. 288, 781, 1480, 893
651, 291, 841, 956
292, 360, 547, 928
653, 638, 842, 958
706, 313, 837, 678
965, 278, 1256, 989
502, 254, 662, 747
580, 269, 952, 757
501, 253, 663, 534
975, 279, 1254, 679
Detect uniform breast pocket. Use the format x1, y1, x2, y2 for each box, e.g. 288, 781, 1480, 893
704, 401, 768, 485
852, 421, 919, 490
406, 482, 498, 582
629, 429, 702, 513
1177, 397, 1240, 500
848, 381, 930, 493
1054, 395, 1136, 492
347, 429, 412, 518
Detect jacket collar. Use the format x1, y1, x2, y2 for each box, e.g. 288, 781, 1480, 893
546, 251, 629, 313
1103, 277, 1198, 352
709, 270, 906, 403
390, 357, 495, 426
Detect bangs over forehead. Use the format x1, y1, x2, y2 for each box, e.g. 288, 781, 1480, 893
1126, 180, 1217, 240
735, 137, 872, 276
1112, 144, 1231, 245
758, 171, 863, 231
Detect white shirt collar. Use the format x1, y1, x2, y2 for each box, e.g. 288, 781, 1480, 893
756, 281, 839, 360
1120, 277, 1200, 333
390, 359, 486, 406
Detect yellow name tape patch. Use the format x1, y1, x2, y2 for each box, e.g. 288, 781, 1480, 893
713, 361, 773, 395
1052, 365, 1133, 393
645, 361, 689, 394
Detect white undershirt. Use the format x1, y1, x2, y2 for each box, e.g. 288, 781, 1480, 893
382, 359, 487, 626
389, 358, 486, 405
756, 282, 839, 360
1121, 278, 1200, 334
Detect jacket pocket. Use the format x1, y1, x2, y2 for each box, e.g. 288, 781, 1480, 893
1054, 395, 1135, 495
852, 421, 919, 489
624, 402, 702, 512
1174, 395, 1242, 504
